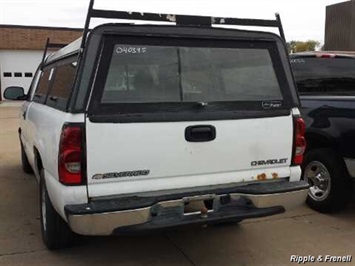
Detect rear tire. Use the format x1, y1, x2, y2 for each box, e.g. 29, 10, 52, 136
20, 141, 33, 174
302, 148, 352, 213
39, 169, 75, 249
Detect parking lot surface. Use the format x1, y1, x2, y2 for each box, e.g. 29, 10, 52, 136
0, 105, 354, 266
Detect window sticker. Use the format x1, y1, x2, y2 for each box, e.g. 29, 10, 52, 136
115, 46, 147, 54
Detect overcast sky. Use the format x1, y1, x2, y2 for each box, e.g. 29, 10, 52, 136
0, 0, 346, 43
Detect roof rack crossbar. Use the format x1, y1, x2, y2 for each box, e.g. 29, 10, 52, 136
80, 0, 286, 49
41, 38, 68, 67
213, 17, 279, 27
91, 10, 180, 23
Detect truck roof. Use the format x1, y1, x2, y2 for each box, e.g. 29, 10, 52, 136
44, 22, 288, 67
45, 37, 82, 64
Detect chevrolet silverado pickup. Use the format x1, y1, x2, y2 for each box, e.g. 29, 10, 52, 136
3, 2, 309, 249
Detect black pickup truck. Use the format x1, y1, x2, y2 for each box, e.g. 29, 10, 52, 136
290, 52, 355, 213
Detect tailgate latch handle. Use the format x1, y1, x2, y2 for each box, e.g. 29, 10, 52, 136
185, 125, 216, 142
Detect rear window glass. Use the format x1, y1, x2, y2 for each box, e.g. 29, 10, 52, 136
101, 45, 282, 103
290, 57, 355, 95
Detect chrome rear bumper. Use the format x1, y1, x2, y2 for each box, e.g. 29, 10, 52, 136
65, 181, 309, 235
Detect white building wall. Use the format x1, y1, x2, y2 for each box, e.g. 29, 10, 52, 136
0, 50, 43, 99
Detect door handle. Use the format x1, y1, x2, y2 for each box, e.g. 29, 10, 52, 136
185, 125, 216, 142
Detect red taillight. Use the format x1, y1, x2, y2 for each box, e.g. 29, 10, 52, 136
293, 118, 306, 165
58, 125, 84, 185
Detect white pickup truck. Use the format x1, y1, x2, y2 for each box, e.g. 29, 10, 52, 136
4, 3, 309, 250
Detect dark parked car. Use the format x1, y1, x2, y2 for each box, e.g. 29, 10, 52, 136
290, 52, 355, 213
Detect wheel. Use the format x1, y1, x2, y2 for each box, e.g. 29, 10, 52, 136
40, 169, 75, 249
20, 141, 33, 174
302, 148, 353, 213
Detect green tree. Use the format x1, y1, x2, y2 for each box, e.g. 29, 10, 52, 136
287, 40, 321, 53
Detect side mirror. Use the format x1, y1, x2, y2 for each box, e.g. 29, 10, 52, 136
3, 86, 27, 101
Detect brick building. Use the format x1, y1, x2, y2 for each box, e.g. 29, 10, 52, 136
0, 25, 82, 100
324, 0, 355, 51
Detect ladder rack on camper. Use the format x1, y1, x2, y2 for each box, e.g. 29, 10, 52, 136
80, 0, 287, 49
41, 38, 68, 67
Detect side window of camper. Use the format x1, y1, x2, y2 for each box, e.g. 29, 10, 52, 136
33, 67, 54, 104
46, 57, 78, 111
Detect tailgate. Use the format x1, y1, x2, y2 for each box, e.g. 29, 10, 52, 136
86, 115, 293, 198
